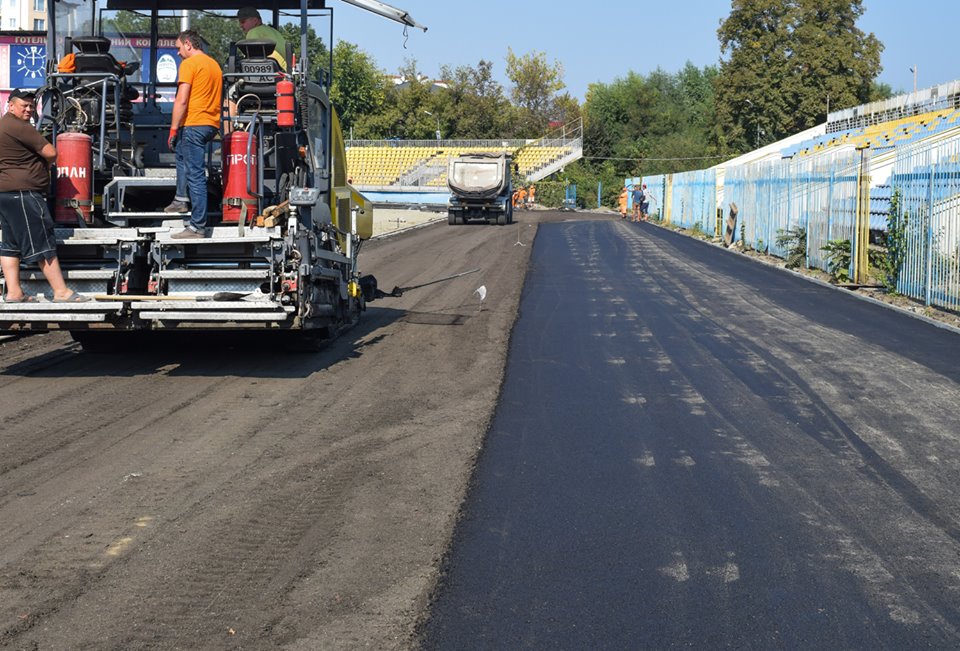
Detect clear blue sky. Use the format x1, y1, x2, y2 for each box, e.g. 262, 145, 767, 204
331, 0, 951, 101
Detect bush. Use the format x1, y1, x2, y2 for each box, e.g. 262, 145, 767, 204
821, 239, 851, 283
879, 190, 907, 293
775, 226, 807, 269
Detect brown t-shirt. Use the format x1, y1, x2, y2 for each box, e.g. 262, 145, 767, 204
0, 112, 52, 192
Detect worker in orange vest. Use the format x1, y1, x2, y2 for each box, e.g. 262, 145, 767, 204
527, 184, 536, 206
618, 186, 629, 219
517, 186, 528, 208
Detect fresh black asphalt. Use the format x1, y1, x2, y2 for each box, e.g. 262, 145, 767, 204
420, 218, 960, 649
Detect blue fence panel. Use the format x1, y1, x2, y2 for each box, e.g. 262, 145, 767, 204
724, 151, 859, 272
643, 174, 666, 219
670, 169, 717, 235
891, 136, 960, 311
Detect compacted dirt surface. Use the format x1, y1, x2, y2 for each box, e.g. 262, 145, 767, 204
0, 210, 594, 651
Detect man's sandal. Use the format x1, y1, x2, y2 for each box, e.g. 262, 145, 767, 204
53, 291, 91, 303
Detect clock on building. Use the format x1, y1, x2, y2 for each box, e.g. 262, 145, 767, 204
11, 44, 46, 87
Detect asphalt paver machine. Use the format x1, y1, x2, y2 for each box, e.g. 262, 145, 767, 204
0, 0, 424, 350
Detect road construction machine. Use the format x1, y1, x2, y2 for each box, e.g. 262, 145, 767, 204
0, 0, 424, 350
447, 152, 513, 225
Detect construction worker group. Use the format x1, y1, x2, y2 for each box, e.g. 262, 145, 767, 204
619, 183, 649, 222
512, 184, 536, 209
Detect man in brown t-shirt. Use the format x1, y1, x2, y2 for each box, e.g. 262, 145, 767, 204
0, 89, 88, 302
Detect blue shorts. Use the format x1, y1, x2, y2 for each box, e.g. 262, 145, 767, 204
0, 190, 58, 263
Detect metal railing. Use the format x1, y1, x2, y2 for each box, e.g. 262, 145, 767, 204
891, 136, 960, 311
724, 149, 861, 272
669, 169, 718, 235
827, 79, 960, 134
640, 90, 960, 309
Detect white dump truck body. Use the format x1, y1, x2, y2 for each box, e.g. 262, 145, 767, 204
447, 153, 513, 225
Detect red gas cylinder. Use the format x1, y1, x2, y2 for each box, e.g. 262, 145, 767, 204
54, 132, 92, 225
276, 79, 295, 128
221, 130, 259, 224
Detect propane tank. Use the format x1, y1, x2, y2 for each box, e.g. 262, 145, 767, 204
222, 130, 259, 224
277, 79, 295, 128
54, 132, 92, 225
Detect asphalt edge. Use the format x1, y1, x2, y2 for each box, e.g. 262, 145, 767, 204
584, 208, 960, 338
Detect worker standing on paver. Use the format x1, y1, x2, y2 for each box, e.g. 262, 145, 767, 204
237, 7, 289, 71
0, 89, 89, 302
167, 29, 223, 239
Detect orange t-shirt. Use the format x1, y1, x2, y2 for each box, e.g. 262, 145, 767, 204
178, 52, 222, 128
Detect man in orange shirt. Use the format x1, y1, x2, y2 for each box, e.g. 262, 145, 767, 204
167, 29, 223, 239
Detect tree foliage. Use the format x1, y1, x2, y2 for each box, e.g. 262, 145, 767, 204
329, 41, 385, 134
438, 60, 515, 139
715, 0, 882, 152
279, 23, 328, 82
582, 63, 719, 182
505, 48, 566, 135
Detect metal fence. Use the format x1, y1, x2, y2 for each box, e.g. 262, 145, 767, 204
668, 169, 718, 235
724, 150, 861, 272
891, 137, 960, 311
641, 174, 666, 218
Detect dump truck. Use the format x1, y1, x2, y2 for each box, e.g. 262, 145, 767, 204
447, 152, 513, 225
0, 0, 425, 351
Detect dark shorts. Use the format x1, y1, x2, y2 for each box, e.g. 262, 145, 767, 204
0, 190, 58, 263
640, 202, 650, 213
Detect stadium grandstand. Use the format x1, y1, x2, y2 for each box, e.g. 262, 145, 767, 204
346, 118, 583, 199
779, 80, 960, 227
707, 79, 960, 231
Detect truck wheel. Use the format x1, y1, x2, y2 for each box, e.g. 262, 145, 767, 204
496, 213, 507, 226
448, 213, 456, 225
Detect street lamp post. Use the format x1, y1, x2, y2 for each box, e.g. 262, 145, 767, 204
910, 65, 918, 94
423, 110, 440, 141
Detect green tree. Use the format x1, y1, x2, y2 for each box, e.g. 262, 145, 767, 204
505, 47, 566, 135
715, 0, 882, 151
330, 41, 386, 134
714, 0, 793, 153
278, 23, 328, 81
355, 59, 433, 139
788, 0, 882, 129
581, 63, 718, 180
438, 59, 516, 139
582, 71, 651, 174
869, 80, 894, 102
192, 12, 243, 64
